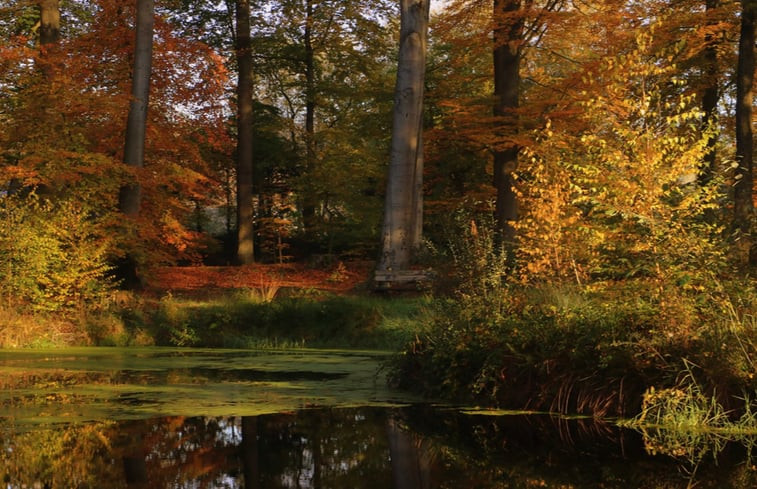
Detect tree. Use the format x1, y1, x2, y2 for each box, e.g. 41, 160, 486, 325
302, 0, 317, 236
235, 0, 255, 264
492, 0, 523, 244
387, 417, 434, 489
254, 0, 395, 251
1, 0, 231, 307
699, 0, 721, 185
116, 0, 154, 287
241, 416, 260, 489
38, 0, 60, 45
377, 0, 430, 275
119, 0, 154, 216
734, 0, 756, 265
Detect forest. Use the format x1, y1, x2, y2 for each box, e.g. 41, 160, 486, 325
0, 0, 756, 420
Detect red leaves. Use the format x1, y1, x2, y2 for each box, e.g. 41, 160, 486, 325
148, 262, 373, 295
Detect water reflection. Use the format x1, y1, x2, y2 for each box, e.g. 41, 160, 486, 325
2, 406, 756, 488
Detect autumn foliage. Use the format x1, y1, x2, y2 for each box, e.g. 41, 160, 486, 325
0, 0, 754, 335
1, 0, 229, 310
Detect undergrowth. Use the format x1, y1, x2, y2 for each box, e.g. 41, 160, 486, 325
127, 292, 429, 350
391, 209, 757, 419
391, 278, 757, 417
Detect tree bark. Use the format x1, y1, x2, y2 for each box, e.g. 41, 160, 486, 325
16, 0, 60, 195
119, 0, 154, 216
734, 0, 756, 264
302, 0, 318, 238
699, 0, 720, 185
235, 0, 255, 264
377, 0, 429, 273
493, 0, 522, 245
38, 0, 60, 45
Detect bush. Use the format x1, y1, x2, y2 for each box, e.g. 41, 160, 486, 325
0, 192, 114, 314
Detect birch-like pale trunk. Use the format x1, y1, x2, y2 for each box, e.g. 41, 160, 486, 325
119, 0, 154, 216
377, 0, 429, 273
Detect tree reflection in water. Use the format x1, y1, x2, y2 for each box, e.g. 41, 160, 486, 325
1, 406, 755, 488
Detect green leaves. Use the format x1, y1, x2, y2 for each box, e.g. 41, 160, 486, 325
517, 17, 728, 283
0, 193, 114, 313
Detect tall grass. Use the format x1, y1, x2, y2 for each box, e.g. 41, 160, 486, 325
137, 292, 429, 350
0, 305, 90, 347
619, 365, 757, 484
390, 274, 757, 420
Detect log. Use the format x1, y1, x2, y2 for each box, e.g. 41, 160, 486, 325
373, 270, 433, 291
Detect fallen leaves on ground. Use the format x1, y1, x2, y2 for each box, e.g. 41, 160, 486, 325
147, 261, 374, 295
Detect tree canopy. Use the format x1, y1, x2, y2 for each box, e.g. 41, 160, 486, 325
0, 0, 754, 309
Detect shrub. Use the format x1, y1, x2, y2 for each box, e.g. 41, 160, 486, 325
0, 193, 114, 314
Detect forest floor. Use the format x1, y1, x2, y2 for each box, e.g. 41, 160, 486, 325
145, 260, 376, 297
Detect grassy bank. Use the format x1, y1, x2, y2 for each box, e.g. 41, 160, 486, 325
389, 278, 757, 420
0, 290, 430, 351
138, 291, 429, 350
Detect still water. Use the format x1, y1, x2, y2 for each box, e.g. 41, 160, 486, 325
1, 348, 755, 488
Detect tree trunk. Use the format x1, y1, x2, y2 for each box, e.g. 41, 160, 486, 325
377, 0, 429, 273
699, 0, 720, 185
235, 0, 255, 264
119, 0, 154, 216
302, 0, 318, 238
38, 0, 60, 45
15, 0, 60, 196
734, 0, 756, 265
492, 0, 522, 244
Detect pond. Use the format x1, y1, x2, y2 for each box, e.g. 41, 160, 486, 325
1, 347, 755, 488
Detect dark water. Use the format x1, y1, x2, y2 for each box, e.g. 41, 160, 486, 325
1, 348, 755, 488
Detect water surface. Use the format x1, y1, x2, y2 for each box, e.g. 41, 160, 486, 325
1, 348, 755, 488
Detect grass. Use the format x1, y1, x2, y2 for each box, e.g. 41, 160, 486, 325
0, 305, 88, 348
0, 284, 431, 351
390, 278, 757, 420
617, 368, 757, 483
111, 291, 432, 351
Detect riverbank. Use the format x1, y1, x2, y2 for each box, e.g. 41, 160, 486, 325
0, 260, 427, 350
2, 261, 755, 425
389, 278, 757, 421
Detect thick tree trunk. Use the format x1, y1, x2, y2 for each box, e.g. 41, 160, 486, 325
493, 0, 522, 245
734, 0, 756, 264
119, 0, 154, 216
377, 0, 429, 273
236, 0, 255, 264
699, 0, 720, 185
38, 0, 60, 45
